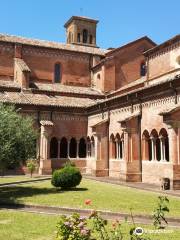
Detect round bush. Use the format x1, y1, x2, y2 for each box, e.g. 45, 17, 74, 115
51, 165, 82, 189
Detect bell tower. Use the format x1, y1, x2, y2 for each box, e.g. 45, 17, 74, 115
64, 16, 98, 47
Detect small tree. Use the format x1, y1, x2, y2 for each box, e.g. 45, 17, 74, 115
27, 159, 37, 178
0, 104, 38, 175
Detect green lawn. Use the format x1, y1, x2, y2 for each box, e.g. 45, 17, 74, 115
0, 179, 180, 217
0, 176, 45, 184
0, 210, 179, 240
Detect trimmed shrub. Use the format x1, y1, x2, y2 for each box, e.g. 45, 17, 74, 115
51, 165, 82, 189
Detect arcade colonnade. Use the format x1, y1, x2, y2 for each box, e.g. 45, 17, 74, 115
39, 119, 180, 189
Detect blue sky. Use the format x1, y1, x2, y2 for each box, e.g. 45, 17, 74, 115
0, 0, 179, 49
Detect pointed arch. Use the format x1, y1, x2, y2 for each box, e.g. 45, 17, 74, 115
50, 137, 58, 158
83, 29, 88, 43
142, 130, 151, 161
79, 137, 86, 158
69, 138, 77, 158
60, 137, 68, 158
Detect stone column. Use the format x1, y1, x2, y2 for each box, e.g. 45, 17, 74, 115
39, 125, 52, 175
122, 140, 124, 160
76, 140, 79, 159
57, 140, 60, 159
123, 130, 130, 163
160, 137, 164, 161
116, 140, 119, 159
86, 141, 89, 158
151, 137, 156, 161
67, 140, 70, 158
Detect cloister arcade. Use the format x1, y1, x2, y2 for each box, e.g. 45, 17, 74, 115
50, 136, 95, 159
49, 128, 170, 163
142, 128, 169, 162
109, 133, 124, 160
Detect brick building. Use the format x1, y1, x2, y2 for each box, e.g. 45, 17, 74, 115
0, 16, 180, 189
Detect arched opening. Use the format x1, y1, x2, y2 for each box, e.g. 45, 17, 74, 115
97, 73, 101, 80
79, 138, 86, 158
83, 29, 88, 43
69, 138, 77, 158
140, 61, 146, 76
77, 33, 81, 42
115, 133, 120, 159
159, 128, 169, 161
54, 63, 61, 83
120, 133, 124, 159
142, 130, 152, 161
110, 134, 116, 159
60, 137, 68, 158
89, 35, 93, 44
50, 137, 58, 158
150, 129, 159, 161
156, 138, 161, 161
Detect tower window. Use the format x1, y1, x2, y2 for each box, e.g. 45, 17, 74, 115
77, 33, 81, 42
140, 62, 146, 76
97, 73, 101, 80
90, 35, 93, 44
54, 63, 61, 83
83, 29, 88, 43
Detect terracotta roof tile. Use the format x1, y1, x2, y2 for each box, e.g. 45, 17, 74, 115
0, 91, 98, 108
0, 33, 107, 56
32, 82, 104, 96
15, 58, 31, 72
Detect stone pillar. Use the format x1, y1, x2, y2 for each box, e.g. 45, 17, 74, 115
67, 140, 70, 158
169, 127, 178, 164
160, 137, 164, 161
76, 140, 79, 158
57, 140, 60, 159
122, 140, 124, 160
123, 130, 130, 163
39, 125, 52, 175
86, 141, 89, 158
151, 137, 156, 161
116, 140, 119, 159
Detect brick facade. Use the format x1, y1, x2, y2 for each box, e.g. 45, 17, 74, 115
0, 17, 180, 189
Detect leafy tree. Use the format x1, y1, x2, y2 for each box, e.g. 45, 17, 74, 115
0, 103, 38, 174
27, 159, 37, 178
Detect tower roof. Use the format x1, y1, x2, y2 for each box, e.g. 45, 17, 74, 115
64, 16, 99, 28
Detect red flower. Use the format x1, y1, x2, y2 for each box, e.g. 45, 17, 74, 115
85, 199, 92, 205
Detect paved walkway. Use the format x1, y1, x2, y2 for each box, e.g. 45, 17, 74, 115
1, 202, 180, 228
83, 175, 180, 198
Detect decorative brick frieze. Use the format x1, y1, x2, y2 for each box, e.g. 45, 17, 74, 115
22, 46, 89, 62
148, 41, 180, 60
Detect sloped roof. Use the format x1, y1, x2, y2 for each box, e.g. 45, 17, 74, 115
15, 58, 31, 72
0, 80, 104, 98
0, 91, 98, 108
144, 34, 180, 56
32, 82, 104, 97
0, 33, 107, 56
64, 16, 98, 28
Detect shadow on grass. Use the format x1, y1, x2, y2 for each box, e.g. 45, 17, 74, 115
0, 185, 88, 205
